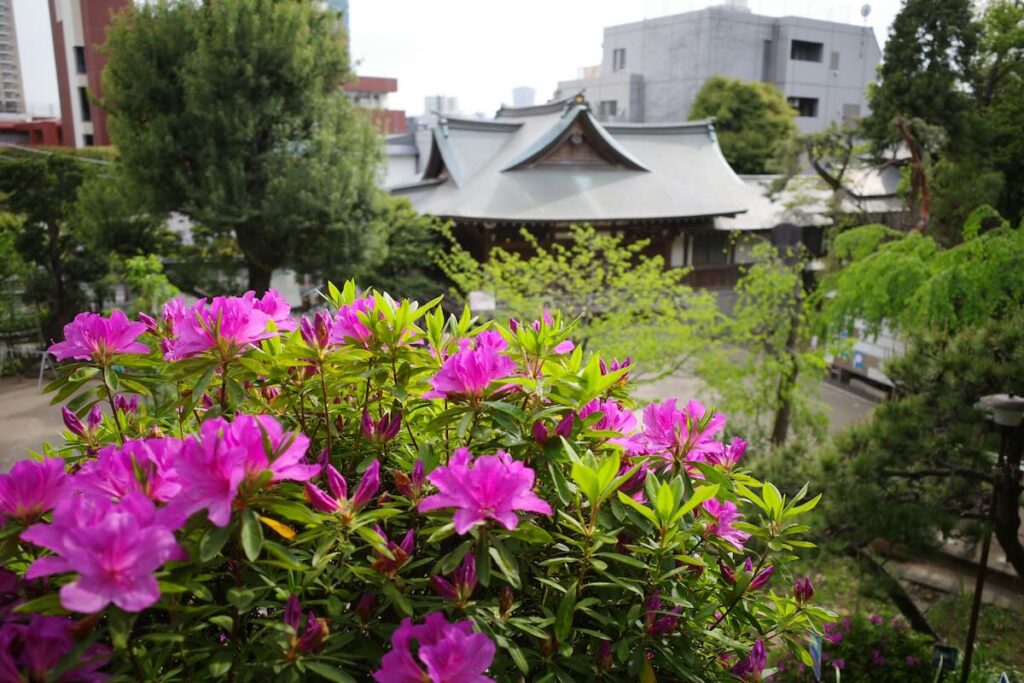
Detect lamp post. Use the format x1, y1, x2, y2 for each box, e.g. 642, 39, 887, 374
960, 394, 1024, 683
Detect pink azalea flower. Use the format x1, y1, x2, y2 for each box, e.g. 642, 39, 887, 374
305, 461, 380, 520
579, 399, 643, 452
373, 612, 495, 683
644, 590, 683, 637
300, 311, 333, 350
702, 498, 751, 551
423, 344, 517, 401
163, 295, 276, 361
162, 297, 187, 332
0, 458, 67, 525
75, 439, 183, 504
329, 296, 374, 347
418, 448, 552, 534
706, 437, 747, 470
172, 414, 317, 527
361, 410, 402, 444
242, 289, 296, 332
22, 492, 186, 613
641, 399, 725, 464
0, 615, 111, 682
48, 310, 149, 363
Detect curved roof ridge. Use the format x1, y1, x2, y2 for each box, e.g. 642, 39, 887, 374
499, 105, 649, 172
494, 95, 578, 119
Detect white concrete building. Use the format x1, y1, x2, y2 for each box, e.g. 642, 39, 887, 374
555, 3, 881, 133
0, 0, 24, 114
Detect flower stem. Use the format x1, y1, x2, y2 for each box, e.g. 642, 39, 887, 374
319, 365, 332, 462
101, 366, 125, 445
219, 360, 230, 415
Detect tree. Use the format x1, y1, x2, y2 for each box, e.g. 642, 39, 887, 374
822, 314, 1024, 581
864, 0, 979, 151
697, 242, 827, 448
356, 195, 446, 302
813, 207, 1024, 580
438, 225, 722, 379
103, 0, 382, 293
689, 76, 797, 174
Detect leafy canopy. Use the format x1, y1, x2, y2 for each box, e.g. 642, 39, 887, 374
689, 76, 797, 175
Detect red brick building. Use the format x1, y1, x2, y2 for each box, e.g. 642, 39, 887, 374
48, 0, 130, 147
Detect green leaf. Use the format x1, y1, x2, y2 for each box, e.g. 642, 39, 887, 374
554, 581, 578, 642
672, 484, 720, 524
303, 662, 357, 683
240, 510, 263, 562
489, 540, 521, 590
616, 491, 657, 524
68, 366, 100, 383
208, 615, 234, 631
199, 523, 234, 562
382, 582, 413, 617
208, 651, 232, 677
13, 594, 65, 615
506, 523, 553, 545
103, 366, 120, 392
762, 482, 783, 518
226, 588, 256, 612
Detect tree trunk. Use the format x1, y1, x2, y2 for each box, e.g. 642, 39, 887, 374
992, 429, 1024, 584
246, 260, 274, 295
770, 277, 803, 447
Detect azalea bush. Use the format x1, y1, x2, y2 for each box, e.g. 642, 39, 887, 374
0, 283, 831, 682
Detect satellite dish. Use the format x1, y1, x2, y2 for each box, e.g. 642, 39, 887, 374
861, 4, 872, 18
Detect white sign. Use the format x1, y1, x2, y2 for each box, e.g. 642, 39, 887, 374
468, 290, 495, 312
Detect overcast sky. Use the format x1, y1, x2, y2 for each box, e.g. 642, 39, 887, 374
15, 0, 901, 118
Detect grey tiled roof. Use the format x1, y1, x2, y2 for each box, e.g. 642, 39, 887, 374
393, 97, 764, 225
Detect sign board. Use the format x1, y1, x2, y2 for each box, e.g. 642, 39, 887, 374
931, 644, 959, 673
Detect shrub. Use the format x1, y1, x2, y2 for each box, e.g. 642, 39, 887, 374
0, 283, 830, 681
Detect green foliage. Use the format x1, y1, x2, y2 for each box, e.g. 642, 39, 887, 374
818, 312, 1024, 562
689, 76, 797, 174
438, 224, 722, 380
15, 284, 832, 681
352, 195, 446, 302
103, 0, 383, 292
865, 0, 979, 149
118, 255, 181, 316
697, 243, 828, 448
817, 209, 1024, 337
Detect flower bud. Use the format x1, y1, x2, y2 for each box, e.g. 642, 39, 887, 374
61, 407, 85, 437
719, 559, 736, 586
793, 576, 814, 604
86, 404, 103, 431
138, 312, 158, 334
354, 592, 375, 625
300, 316, 317, 348
499, 586, 515, 617
597, 640, 614, 671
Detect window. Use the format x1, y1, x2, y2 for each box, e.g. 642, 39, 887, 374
84, 134, 94, 146
612, 47, 626, 71
78, 87, 91, 122
787, 96, 818, 118
598, 100, 617, 119
691, 233, 729, 266
74, 46, 86, 74
829, 51, 840, 70
761, 40, 774, 82
842, 103, 861, 122
790, 39, 823, 62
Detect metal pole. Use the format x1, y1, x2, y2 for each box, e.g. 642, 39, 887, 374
959, 428, 1007, 683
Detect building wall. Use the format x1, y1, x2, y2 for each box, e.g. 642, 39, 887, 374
49, 0, 128, 147
0, 0, 24, 114
557, 7, 880, 132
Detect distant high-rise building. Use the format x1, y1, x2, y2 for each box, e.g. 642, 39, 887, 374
511, 86, 535, 107
423, 95, 459, 117
0, 0, 25, 114
555, 4, 881, 132
345, 76, 406, 134
48, 0, 131, 147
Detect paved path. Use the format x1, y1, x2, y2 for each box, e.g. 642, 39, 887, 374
0, 376, 65, 471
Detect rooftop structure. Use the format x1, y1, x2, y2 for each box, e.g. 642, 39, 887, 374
393, 95, 788, 288
344, 75, 407, 134
554, 4, 881, 133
